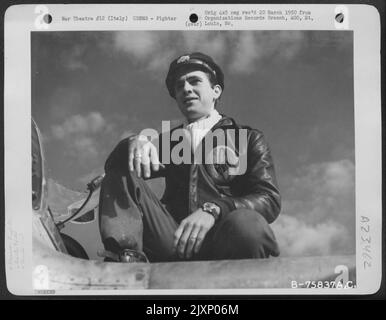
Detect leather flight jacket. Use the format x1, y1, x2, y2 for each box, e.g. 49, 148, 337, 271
105, 115, 281, 224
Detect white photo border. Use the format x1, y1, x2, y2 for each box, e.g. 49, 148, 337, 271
4, 4, 382, 295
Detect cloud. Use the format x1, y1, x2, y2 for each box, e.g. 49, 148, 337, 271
112, 31, 308, 76
228, 32, 259, 74
229, 31, 306, 73
72, 136, 99, 158
48, 111, 155, 171
113, 31, 177, 76
284, 159, 355, 225
181, 32, 228, 60
274, 31, 306, 59
49, 87, 83, 121
49, 112, 107, 164
52, 112, 105, 140
114, 31, 160, 58
61, 44, 88, 71
271, 159, 355, 256
272, 215, 351, 256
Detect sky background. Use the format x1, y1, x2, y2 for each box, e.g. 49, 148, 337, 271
32, 30, 355, 257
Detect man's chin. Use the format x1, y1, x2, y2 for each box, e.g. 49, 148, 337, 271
185, 110, 210, 122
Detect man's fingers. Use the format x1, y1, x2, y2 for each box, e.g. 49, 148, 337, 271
185, 225, 201, 259
177, 229, 190, 258
173, 222, 185, 252
193, 227, 208, 255
149, 146, 160, 172
127, 135, 165, 177
133, 152, 142, 178
174, 222, 192, 258
132, 143, 158, 178
128, 136, 147, 175
128, 145, 135, 172
141, 151, 151, 178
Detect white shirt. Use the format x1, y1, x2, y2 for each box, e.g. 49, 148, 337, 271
184, 109, 222, 152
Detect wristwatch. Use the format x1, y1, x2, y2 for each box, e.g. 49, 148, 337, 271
202, 202, 221, 222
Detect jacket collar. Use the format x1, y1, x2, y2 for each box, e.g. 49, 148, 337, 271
211, 114, 236, 130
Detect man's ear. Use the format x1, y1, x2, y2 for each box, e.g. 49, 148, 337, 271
213, 84, 222, 99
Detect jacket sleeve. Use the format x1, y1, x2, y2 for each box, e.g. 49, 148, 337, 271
104, 137, 130, 172
104, 136, 167, 179
211, 130, 281, 224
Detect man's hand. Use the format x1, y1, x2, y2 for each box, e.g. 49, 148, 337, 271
128, 135, 163, 178
173, 209, 215, 259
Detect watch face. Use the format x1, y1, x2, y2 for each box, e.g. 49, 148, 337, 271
203, 203, 215, 212
203, 203, 219, 220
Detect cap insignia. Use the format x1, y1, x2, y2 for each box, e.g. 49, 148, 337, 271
177, 55, 190, 64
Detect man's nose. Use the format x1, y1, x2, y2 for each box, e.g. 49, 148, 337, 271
182, 81, 193, 93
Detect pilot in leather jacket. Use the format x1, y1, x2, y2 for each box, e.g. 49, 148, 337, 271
99, 52, 281, 262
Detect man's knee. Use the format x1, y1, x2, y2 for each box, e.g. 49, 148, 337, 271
220, 208, 279, 257
223, 209, 269, 239
100, 169, 145, 210
99, 169, 144, 251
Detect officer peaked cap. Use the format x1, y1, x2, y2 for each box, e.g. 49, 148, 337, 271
165, 52, 224, 98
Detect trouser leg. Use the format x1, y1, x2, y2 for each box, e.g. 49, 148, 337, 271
99, 169, 178, 262
197, 208, 280, 260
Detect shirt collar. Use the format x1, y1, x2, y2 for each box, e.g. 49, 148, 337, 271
184, 109, 222, 130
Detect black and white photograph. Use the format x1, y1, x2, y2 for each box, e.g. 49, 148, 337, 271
4, 4, 382, 295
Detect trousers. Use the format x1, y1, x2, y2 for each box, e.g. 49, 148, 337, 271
99, 169, 280, 262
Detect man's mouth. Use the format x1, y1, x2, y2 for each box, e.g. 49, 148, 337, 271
184, 97, 198, 104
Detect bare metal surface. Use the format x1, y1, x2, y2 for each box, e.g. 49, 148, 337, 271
149, 256, 356, 289
33, 237, 150, 290
33, 231, 355, 290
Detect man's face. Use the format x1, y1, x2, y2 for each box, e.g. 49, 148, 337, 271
173, 70, 222, 122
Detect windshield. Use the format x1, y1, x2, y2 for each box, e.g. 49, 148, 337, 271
32, 119, 43, 210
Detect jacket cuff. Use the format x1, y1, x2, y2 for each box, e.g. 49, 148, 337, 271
210, 197, 236, 219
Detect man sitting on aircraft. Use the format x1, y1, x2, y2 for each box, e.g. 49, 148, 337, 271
99, 52, 281, 262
